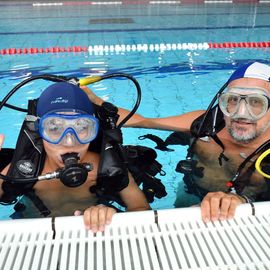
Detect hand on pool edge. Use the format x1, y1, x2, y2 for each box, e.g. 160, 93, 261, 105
200, 191, 245, 222
75, 205, 117, 232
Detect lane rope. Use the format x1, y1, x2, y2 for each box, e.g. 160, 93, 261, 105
1, 0, 269, 6
0, 42, 269, 55
31, 1, 270, 6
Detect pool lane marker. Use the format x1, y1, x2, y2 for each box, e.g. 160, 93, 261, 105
32, 0, 270, 6
0, 41, 269, 55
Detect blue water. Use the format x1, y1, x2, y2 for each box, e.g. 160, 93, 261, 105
0, 1, 270, 219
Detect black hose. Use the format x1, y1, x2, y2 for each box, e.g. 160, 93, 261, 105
0, 73, 141, 128
0, 173, 38, 183
97, 73, 141, 128
0, 74, 68, 111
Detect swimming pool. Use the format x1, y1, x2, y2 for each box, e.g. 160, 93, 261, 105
0, 0, 270, 219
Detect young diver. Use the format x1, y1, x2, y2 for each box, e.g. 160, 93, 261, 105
82, 61, 270, 222
0, 82, 150, 232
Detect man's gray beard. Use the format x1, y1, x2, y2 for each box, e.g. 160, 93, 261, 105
228, 126, 256, 144
228, 120, 270, 144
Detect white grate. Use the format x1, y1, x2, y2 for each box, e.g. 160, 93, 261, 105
1, 202, 270, 270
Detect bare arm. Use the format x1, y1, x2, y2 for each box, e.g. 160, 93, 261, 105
0, 134, 3, 149
82, 172, 149, 232
80, 85, 104, 106
119, 108, 205, 132
81, 85, 205, 132
119, 172, 150, 211
0, 134, 4, 197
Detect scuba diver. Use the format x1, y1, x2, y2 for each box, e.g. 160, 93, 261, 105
0, 78, 167, 232
83, 61, 270, 223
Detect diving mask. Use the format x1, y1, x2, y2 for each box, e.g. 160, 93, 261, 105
39, 113, 99, 145
218, 87, 270, 121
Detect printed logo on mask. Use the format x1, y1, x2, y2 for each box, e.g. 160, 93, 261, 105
16, 160, 35, 177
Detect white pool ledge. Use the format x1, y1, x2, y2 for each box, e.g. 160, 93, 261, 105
1, 202, 270, 270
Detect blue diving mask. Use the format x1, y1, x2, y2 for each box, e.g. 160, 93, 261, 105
39, 113, 99, 145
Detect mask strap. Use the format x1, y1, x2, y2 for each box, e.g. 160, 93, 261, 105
187, 81, 229, 160
210, 106, 229, 166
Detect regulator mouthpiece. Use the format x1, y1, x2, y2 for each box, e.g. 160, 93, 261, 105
59, 152, 93, 187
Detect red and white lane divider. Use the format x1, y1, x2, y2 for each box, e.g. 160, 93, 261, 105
0, 41, 269, 56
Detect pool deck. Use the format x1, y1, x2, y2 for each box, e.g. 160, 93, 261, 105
1, 202, 270, 269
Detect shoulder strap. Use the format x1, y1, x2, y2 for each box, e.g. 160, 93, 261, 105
190, 105, 229, 165
91, 102, 129, 195
6, 99, 44, 180
1, 100, 45, 205
190, 105, 225, 138
88, 104, 103, 153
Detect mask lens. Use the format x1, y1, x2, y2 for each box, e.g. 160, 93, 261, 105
219, 93, 240, 116
219, 93, 269, 120
41, 117, 66, 143
247, 95, 268, 117
39, 114, 99, 144
73, 117, 97, 143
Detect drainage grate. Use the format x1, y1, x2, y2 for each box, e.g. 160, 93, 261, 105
89, 18, 134, 24
1, 202, 270, 270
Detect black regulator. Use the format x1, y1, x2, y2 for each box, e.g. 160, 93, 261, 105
39, 153, 93, 187
0, 153, 93, 188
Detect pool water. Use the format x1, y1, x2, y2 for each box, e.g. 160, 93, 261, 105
0, 1, 270, 219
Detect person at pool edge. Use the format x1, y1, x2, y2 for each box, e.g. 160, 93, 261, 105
0, 82, 150, 231
82, 61, 270, 222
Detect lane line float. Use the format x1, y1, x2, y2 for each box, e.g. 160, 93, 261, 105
0, 41, 269, 56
